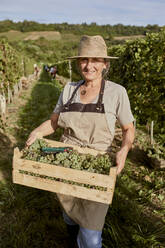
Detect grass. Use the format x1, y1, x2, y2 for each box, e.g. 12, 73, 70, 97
0, 30, 27, 41
0, 30, 61, 41
0, 76, 165, 248
0, 181, 67, 248
103, 158, 165, 248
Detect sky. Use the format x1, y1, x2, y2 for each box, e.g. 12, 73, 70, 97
0, 0, 164, 26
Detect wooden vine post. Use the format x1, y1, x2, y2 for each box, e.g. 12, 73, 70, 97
7, 82, 13, 103
0, 81, 6, 119
22, 58, 25, 77
68, 60, 72, 82
150, 121, 154, 145
0, 94, 6, 120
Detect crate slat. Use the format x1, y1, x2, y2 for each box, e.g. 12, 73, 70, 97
13, 170, 112, 204
14, 157, 115, 188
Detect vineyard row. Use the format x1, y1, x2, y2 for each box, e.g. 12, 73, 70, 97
0, 38, 36, 120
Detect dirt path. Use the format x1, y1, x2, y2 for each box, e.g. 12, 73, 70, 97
0, 71, 68, 182
8, 76, 38, 141
0, 74, 38, 181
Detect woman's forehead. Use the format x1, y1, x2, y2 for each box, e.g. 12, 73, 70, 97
78, 57, 106, 62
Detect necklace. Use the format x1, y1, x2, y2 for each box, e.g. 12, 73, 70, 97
81, 89, 86, 95
80, 85, 87, 95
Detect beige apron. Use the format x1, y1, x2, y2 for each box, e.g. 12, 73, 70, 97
57, 80, 113, 231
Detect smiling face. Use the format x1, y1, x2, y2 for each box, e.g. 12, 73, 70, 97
78, 57, 107, 82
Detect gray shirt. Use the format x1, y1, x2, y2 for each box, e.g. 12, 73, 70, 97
53, 80, 134, 138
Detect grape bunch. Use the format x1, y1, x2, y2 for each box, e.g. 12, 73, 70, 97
22, 139, 49, 162
22, 139, 114, 175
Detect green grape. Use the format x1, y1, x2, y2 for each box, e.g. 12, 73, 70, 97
22, 140, 113, 174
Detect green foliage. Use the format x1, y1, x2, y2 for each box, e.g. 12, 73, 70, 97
0, 19, 16, 32
39, 65, 52, 82
56, 60, 70, 78
10, 37, 78, 64
23, 57, 35, 76
102, 159, 165, 248
0, 38, 23, 94
0, 38, 35, 95
0, 20, 162, 36
108, 29, 165, 134
134, 129, 165, 167
145, 143, 165, 161
56, 59, 81, 84
71, 59, 82, 82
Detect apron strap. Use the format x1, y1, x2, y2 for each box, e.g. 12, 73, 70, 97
96, 79, 105, 111
63, 81, 85, 110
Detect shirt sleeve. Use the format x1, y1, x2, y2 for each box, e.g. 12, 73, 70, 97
116, 88, 134, 126
53, 91, 64, 114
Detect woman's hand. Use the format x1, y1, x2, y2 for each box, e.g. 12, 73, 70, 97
25, 117, 58, 147
26, 131, 43, 147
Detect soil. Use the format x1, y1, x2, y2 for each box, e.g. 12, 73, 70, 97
0, 73, 38, 181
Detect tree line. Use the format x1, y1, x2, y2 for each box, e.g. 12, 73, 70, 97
0, 19, 162, 38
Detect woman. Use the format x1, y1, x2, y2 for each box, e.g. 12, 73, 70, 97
26, 35, 135, 248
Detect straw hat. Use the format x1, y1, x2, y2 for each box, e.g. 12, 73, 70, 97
68, 35, 118, 59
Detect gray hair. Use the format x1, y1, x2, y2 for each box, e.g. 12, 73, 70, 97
102, 59, 110, 78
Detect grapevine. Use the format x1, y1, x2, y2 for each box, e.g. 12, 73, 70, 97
0, 39, 24, 95
108, 29, 165, 134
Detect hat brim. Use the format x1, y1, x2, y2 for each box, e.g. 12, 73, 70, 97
67, 55, 119, 60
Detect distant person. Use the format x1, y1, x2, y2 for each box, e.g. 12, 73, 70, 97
50, 66, 57, 79
34, 64, 39, 78
44, 64, 50, 72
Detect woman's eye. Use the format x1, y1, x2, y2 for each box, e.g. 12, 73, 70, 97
80, 59, 87, 63
93, 58, 104, 63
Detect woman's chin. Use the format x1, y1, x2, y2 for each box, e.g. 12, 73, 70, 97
83, 74, 97, 81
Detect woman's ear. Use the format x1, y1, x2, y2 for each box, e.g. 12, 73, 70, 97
102, 60, 110, 78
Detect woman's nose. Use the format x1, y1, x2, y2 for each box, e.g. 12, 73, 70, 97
86, 59, 93, 68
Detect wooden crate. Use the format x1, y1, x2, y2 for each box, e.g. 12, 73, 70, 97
12, 139, 117, 204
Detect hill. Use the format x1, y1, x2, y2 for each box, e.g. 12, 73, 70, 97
0, 30, 61, 41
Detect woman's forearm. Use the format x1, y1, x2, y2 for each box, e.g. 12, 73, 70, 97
116, 123, 135, 174
33, 119, 55, 137
26, 113, 59, 146
120, 124, 135, 153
